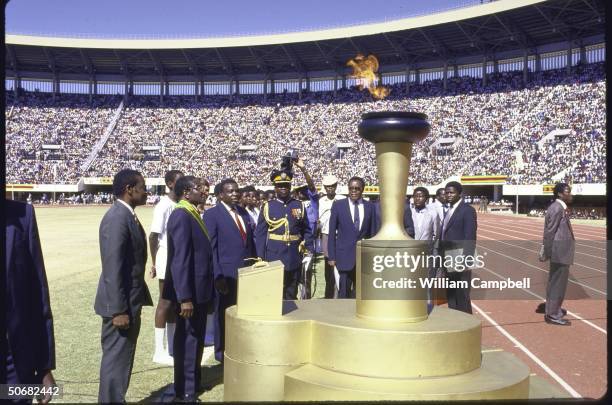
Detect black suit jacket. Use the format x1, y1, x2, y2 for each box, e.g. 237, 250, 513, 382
372, 200, 416, 238
440, 201, 477, 257
94, 201, 153, 318
4, 200, 55, 380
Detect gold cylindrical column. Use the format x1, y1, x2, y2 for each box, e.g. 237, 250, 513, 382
371, 141, 412, 241
356, 111, 430, 323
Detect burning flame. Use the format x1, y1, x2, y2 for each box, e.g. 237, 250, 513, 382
346, 53, 390, 100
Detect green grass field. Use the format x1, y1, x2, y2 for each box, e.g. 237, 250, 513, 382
35, 205, 328, 403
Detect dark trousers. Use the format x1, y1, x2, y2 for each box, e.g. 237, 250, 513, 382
446, 270, 472, 314
173, 304, 206, 398
213, 278, 237, 362
322, 234, 336, 298
324, 261, 336, 298
283, 269, 300, 300
546, 262, 570, 319
338, 268, 356, 299
6, 346, 41, 404
98, 314, 141, 404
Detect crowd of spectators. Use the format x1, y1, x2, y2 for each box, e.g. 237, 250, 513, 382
528, 206, 604, 220
5, 93, 122, 184
5, 62, 605, 187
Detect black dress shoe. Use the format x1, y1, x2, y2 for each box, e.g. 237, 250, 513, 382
544, 315, 571, 326
535, 303, 567, 316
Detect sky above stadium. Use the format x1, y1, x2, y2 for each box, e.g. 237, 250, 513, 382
6, 0, 482, 38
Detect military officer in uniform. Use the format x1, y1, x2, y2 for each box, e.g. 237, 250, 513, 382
255, 169, 314, 299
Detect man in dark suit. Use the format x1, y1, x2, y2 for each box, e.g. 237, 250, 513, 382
163, 176, 214, 401
327, 177, 376, 298
255, 169, 314, 299
439, 181, 477, 314
5, 200, 56, 404
537, 183, 575, 326
372, 196, 415, 238
95, 169, 152, 404
203, 178, 256, 363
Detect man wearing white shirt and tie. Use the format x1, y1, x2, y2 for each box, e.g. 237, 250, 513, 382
429, 188, 448, 234
327, 177, 375, 298
439, 181, 477, 314
318, 174, 345, 298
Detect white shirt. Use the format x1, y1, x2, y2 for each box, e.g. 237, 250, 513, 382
117, 198, 136, 217
319, 194, 346, 234
441, 199, 461, 235
349, 198, 365, 232
447, 199, 460, 219
150, 195, 176, 249
411, 205, 437, 242
556, 199, 567, 210
430, 199, 446, 225
246, 206, 260, 225
221, 201, 247, 232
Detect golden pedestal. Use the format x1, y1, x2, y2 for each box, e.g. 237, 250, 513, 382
223, 274, 564, 401
224, 112, 566, 401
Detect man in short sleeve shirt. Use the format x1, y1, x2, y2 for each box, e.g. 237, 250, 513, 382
149, 170, 183, 364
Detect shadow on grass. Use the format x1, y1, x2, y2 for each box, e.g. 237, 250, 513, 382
137, 364, 224, 403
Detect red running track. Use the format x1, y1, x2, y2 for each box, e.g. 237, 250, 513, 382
460, 213, 607, 399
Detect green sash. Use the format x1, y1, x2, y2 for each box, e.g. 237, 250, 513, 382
176, 199, 210, 240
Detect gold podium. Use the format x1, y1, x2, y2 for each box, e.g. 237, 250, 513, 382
224, 112, 568, 401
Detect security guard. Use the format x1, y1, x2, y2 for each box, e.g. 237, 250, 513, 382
255, 169, 314, 299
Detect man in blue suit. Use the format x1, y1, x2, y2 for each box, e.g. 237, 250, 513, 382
203, 178, 256, 363
4, 199, 56, 404
255, 169, 314, 299
439, 181, 477, 314
327, 177, 376, 298
163, 176, 214, 402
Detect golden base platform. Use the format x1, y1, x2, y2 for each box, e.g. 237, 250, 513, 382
223, 291, 567, 401
223, 112, 568, 401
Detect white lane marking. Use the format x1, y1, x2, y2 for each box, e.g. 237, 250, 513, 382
476, 237, 606, 274
479, 266, 607, 335
479, 219, 606, 239
472, 302, 581, 398
478, 225, 606, 260
477, 244, 606, 296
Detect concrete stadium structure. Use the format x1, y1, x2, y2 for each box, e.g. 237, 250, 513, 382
5, 0, 605, 98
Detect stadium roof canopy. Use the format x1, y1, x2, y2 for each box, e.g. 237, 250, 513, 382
5, 0, 605, 82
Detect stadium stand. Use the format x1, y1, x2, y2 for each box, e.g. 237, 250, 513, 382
5, 63, 606, 186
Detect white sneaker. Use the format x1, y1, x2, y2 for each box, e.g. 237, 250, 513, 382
153, 351, 174, 366
201, 346, 215, 365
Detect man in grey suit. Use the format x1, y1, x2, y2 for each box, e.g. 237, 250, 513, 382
94, 169, 153, 403
538, 182, 574, 326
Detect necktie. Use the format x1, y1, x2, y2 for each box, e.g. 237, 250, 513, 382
441, 204, 452, 236
232, 208, 247, 243
353, 201, 360, 232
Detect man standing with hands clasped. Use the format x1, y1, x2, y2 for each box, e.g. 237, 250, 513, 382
95, 169, 152, 404
538, 183, 575, 326
327, 177, 375, 299
163, 176, 214, 401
